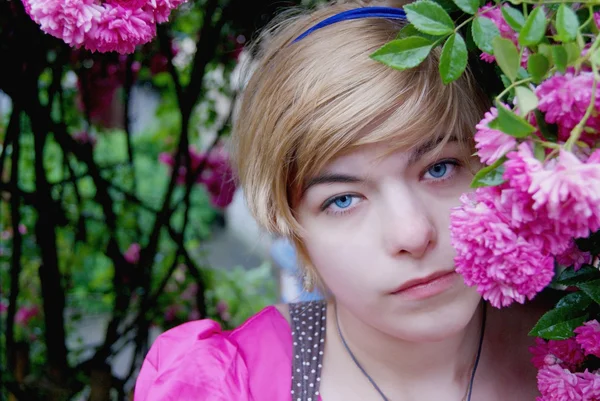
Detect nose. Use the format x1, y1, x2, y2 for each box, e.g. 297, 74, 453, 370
380, 186, 436, 258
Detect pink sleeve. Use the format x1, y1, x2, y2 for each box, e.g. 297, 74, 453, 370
134, 319, 250, 401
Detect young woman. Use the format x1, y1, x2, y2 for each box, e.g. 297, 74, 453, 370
134, 1, 550, 400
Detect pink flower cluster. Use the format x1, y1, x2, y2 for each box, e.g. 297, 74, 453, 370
22, 0, 187, 53
159, 147, 236, 208
451, 141, 600, 307
478, 4, 529, 66
536, 71, 600, 144
529, 324, 600, 400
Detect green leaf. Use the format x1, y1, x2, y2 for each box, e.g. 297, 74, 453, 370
492, 37, 520, 82
371, 37, 434, 70
514, 86, 539, 117
439, 33, 468, 84
557, 265, 600, 286
527, 53, 550, 83
556, 4, 579, 43
472, 16, 500, 54
534, 109, 558, 141
519, 7, 548, 47
538, 43, 554, 63
529, 292, 592, 339
553, 45, 568, 73
404, 0, 455, 35
451, 0, 479, 14
501, 6, 526, 32
556, 291, 593, 309
470, 158, 506, 188
533, 316, 589, 340
577, 280, 600, 305
565, 42, 582, 64
397, 23, 443, 41
489, 103, 536, 137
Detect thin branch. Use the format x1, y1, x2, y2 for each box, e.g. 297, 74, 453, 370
6, 105, 22, 380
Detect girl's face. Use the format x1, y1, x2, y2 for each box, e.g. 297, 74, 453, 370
296, 139, 482, 342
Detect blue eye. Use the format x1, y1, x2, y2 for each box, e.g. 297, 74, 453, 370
333, 195, 353, 209
428, 162, 448, 178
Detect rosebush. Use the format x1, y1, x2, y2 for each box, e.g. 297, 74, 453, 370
372, 0, 600, 397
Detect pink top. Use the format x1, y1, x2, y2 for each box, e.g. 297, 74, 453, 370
134, 306, 297, 401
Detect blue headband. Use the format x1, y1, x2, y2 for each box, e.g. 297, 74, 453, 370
292, 7, 407, 43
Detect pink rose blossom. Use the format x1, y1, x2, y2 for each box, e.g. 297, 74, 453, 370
574, 320, 600, 358
73, 131, 97, 147
451, 189, 555, 308
530, 337, 585, 371
87, 4, 155, 54
24, 0, 103, 46
537, 365, 588, 401
15, 305, 39, 327
159, 147, 237, 208
529, 150, 600, 239
536, 72, 600, 142
164, 304, 181, 322
124, 243, 141, 264
478, 4, 530, 66
145, 0, 188, 23
474, 107, 517, 165
556, 241, 591, 270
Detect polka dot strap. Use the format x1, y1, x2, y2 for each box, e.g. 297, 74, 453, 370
289, 301, 327, 401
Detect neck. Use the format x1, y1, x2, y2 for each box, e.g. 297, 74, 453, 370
329, 301, 485, 394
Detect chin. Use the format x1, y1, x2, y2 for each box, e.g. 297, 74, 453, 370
388, 288, 482, 343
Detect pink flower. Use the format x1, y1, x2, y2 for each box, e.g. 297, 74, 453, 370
87, 4, 155, 54
180, 283, 198, 301
145, 0, 188, 23
124, 243, 141, 264
0, 301, 8, 313
529, 150, 600, 239
474, 107, 517, 165
594, 12, 600, 30
15, 305, 39, 327
536, 72, 600, 142
159, 147, 237, 208
24, 0, 103, 46
105, 0, 149, 10
73, 131, 97, 147
451, 189, 555, 308
556, 241, 591, 270
530, 337, 586, 371
164, 304, 181, 322
478, 4, 529, 66
537, 365, 588, 401
575, 320, 600, 358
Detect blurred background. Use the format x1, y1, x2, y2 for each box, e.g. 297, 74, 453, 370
0, 0, 323, 399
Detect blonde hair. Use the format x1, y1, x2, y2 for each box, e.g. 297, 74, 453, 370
232, 0, 489, 268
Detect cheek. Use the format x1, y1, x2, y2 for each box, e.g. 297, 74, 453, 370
301, 221, 376, 294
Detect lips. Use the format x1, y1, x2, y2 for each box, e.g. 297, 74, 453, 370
391, 270, 457, 294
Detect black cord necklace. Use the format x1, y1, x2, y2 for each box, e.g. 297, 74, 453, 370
334, 303, 487, 401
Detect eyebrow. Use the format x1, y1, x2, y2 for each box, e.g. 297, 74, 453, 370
408, 135, 458, 165
303, 173, 363, 193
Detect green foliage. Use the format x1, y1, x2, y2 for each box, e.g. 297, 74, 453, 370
493, 36, 520, 82
489, 102, 536, 137
472, 15, 501, 54
470, 157, 506, 188
529, 292, 592, 340
404, 1, 455, 35
518, 6, 548, 47
371, 37, 434, 70
439, 33, 468, 84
